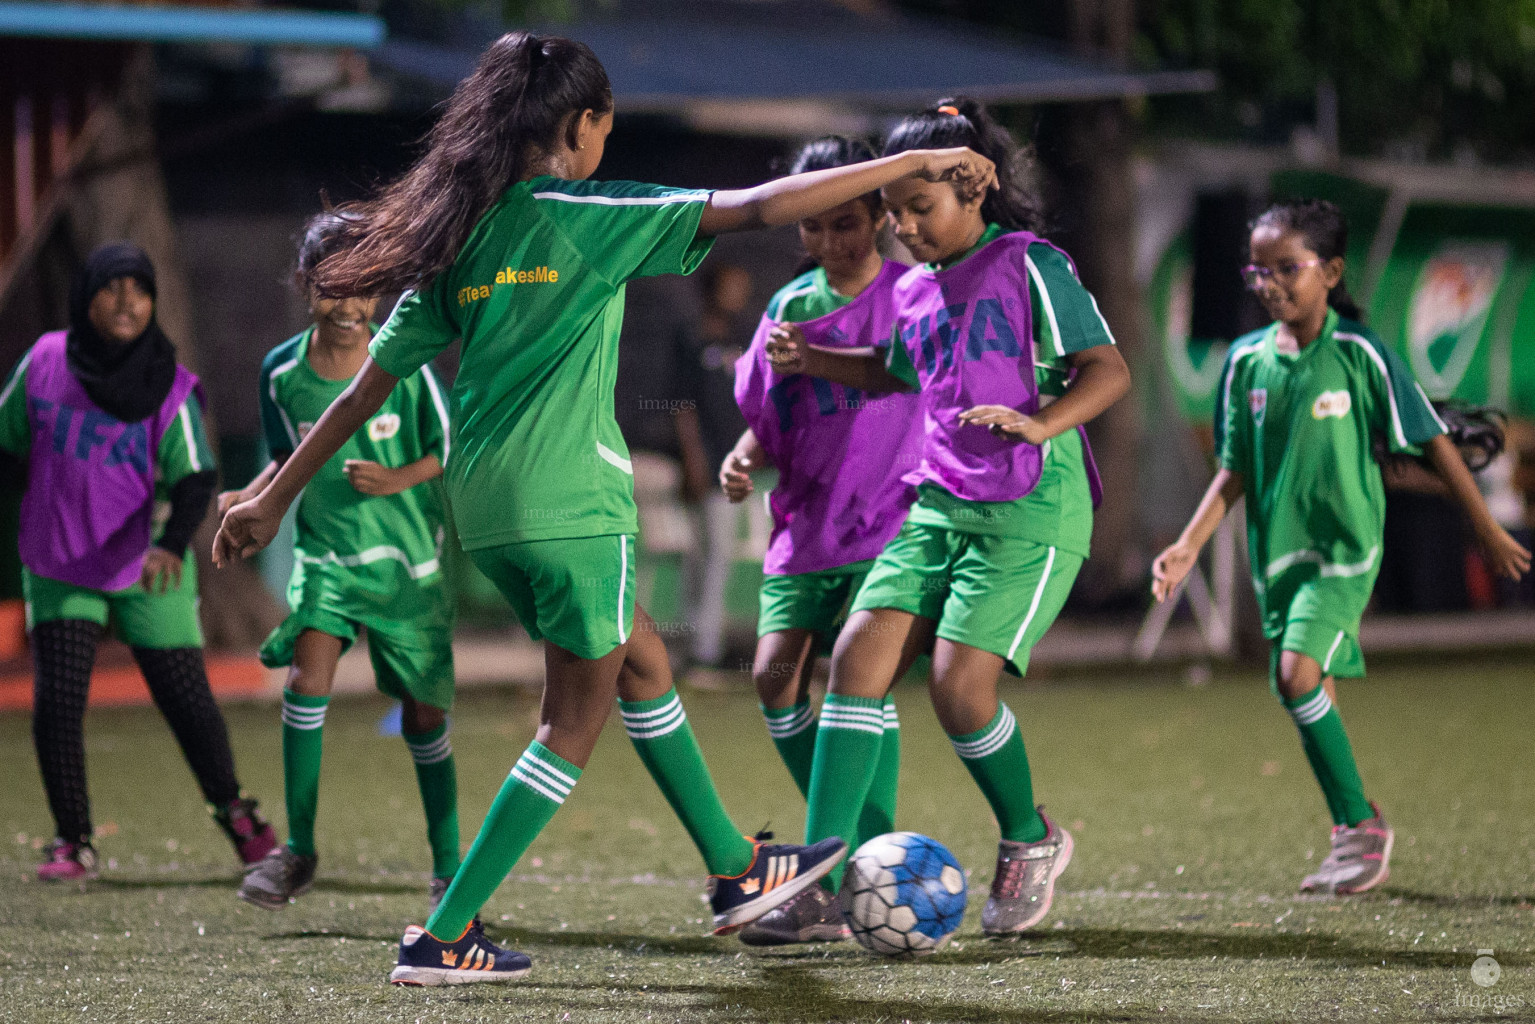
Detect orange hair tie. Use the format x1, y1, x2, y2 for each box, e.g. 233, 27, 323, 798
936, 105, 960, 116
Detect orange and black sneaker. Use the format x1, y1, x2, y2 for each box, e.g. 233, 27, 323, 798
706, 831, 846, 935
389, 919, 531, 986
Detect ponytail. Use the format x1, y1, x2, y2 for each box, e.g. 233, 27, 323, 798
881, 96, 1044, 233
313, 32, 611, 296
1252, 198, 1363, 322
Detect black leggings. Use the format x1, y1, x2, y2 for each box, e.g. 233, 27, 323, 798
31, 619, 242, 843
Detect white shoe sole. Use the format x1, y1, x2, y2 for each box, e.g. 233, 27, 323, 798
983, 827, 1074, 936
389, 964, 531, 986
711, 845, 847, 935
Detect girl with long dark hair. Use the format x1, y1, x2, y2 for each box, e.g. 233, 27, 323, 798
0, 242, 276, 881
767, 97, 1131, 936
724, 135, 925, 945
212, 33, 995, 984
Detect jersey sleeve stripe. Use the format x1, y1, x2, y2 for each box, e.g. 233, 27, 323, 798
177, 402, 203, 472
1023, 254, 1065, 358
1218, 339, 1266, 434
1411, 380, 1450, 434
1334, 331, 1410, 449
0, 349, 32, 409
267, 355, 302, 449
531, 191, 708, 206
420, 365, 452, 466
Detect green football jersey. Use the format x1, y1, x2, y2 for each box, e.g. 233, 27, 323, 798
368, 176, 713, 550
766, 265, 856, 323
1215, 309, 1446, 633
260, 327, 450, 585
889, 224, 1116, 555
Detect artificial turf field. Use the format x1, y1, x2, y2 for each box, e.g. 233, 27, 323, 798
1, 655, 1532, 1023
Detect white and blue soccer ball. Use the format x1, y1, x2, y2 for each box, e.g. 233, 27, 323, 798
845, 831, 967, 956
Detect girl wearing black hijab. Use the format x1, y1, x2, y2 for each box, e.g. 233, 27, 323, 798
0, 242, 276, 880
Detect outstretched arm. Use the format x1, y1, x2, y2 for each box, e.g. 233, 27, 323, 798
213, 358, 399, 565
1151, 469, 1245, 602
1424, 433, 1531, 580
697, 148, 995, 236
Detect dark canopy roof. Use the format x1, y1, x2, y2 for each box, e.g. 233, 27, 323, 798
375, 0, 1213, 110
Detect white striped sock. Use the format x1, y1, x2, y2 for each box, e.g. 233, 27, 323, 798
508, 747, 577, 805
882, 701, 900, 732
820, 700, 886, 736
620, 694, 687, 740
763, 703, 816, 739
1288, 688, 1334, 727
406, 732, 453, 765
950, 704, 1017, 760
281, 699, 327, 731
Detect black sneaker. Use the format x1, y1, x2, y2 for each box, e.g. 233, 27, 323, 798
738, 884, 851, 945
238, 846, 317, 909
707, 832, 846, 935
389, 919, 531, 986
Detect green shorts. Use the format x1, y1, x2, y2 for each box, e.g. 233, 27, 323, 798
261, 556, 455, 709
1262, 577, 1368, 693
469, 534, 636, 661
1268, 619, 1366, 694
23, 563, 203, 649
851, 521, 1082, 678
757, 561, 873, 653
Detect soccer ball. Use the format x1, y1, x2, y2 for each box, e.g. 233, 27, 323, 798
845, 832, 967, 956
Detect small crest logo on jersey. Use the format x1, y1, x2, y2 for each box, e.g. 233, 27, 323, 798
1312, 390, 1352, 420
1249, 388, 1267, 426
368, 414, 401, 441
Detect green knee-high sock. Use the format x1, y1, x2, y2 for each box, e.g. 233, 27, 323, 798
403, 724, 461, 880
424, 741, 578, 939
949, 704, 1047, 843
762, 700, 816, 797
804, 694, 885, 892
619, 690, 754, 877
1284, 686, 1373, 827
854, 697, 901, 852
281, 690, 329, 858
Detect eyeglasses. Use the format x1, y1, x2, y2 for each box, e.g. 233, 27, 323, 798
1241, 259, 1322, 291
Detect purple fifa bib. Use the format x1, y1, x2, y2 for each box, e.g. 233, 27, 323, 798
892, 232, 1101, 506
18, 331, 201, 591
735, 262, 923, 575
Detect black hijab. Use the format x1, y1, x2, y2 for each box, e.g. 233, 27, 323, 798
65, 242, 178, 423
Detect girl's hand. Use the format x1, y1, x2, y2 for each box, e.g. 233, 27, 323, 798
344, 459, 410, 496
766, 324, 809, 374
212, 496, 283, 567
958, 405, 1049, 446
719, 450, 757, 503
140, 548, 183, 594
915, 148, 998, 202
216, 486, 255, 516
1151, 542, 1199, 603
1475, 521, 1532, 580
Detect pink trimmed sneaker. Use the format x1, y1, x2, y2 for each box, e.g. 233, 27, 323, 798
37, 838, 98, 882
1300, 803, 1393, 895
212, 796, 279, 866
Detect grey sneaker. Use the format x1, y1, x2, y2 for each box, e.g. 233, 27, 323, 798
428, 877, 450, 915
981, 810, 1073, 935
1300, 803, 1393, 895
738, 884, 851, 946
238, 846, 317, 909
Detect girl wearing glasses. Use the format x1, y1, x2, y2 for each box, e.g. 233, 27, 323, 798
1151, 199, 1529, 895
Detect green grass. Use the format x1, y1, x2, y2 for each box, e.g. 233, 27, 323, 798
2, 656, 1533, 1022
